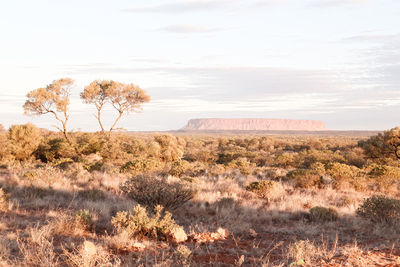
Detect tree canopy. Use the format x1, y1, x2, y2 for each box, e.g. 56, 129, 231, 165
81, 80, 150, 133
23, 78, 74, 140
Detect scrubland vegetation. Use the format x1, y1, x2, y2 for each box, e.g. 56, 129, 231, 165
1, 121, 400, 266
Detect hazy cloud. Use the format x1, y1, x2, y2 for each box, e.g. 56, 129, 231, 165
159, 24, 220, 33
123, 0, 236, 13
310, 0, 368, 7
342, 33, 400, 43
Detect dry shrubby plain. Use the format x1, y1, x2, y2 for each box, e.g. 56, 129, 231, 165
1, 123, 400, 266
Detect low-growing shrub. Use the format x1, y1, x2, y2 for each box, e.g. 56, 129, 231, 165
121, 175, 195, 210
357, 195, 400, 224
287, 239, 317, 266
169, 160, 191, 177
286, 169, 320, 188
75, 209, 93, 230
309, 206, 338, 222
8, 123, 42, 160
120, 158, 160, 174
111, 204, 181, 241
246, 180, 278, 199
0, 188, 9, 211
227, 157, 256, 175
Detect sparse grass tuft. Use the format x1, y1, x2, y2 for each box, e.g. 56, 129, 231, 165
309, 206, 339, 222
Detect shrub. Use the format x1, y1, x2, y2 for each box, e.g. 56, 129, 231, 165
35, 137, 77, 163
121, 175, 195, 210
309, 206, 338, 222
0, 188, 9, 211
169, 160, 191, 177
357, 195, 400, 224
246, 180, 278, 199
287, 240, 317, 266
153, 134, 185, 162
8, 123, 42, 160
326, 163, 363, 190
75, 209, 93, 230
111, 205, 181, 241
286, 169, 320, 188
228, 157, 256, 175
120, 158, 160, 174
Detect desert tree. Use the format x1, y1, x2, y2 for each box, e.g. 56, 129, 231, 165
80, 80, 110, 132
81, 80, 150, 134
23, 78, 74, 141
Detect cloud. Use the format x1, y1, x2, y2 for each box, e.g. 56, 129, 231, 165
342, 33, 400, 43
158, 24, 220, 33
310, 0, 368, 7
123, 0, 236, 13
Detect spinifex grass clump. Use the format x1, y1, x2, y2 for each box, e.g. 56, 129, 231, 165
111, 205, 181, 241
357, 195, 400, 224
121, 175, 195, 210
309, 206, 338, 222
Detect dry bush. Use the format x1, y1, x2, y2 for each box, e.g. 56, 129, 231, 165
17, 224, 58, 267
111, 204, 181, 241
286, 169, 321, 188
357, 195, 400, 224
120, 157, 161, 174
309, 206, 339, 222
169, 160, 191, 177
245, 180, 282, 199
35, 137, 77, 163
8, 123, 42, 161
227, 157, 256, 175
121, 175, 195, 210
75, 209, 94, 231
326, 162, 364, 190
63, 240, 121, 267
287, 239, 317, 266
0, 188, 10, 211
154, 134, 185, 162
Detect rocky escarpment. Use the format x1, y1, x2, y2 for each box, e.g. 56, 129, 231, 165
182, 118, 328, 131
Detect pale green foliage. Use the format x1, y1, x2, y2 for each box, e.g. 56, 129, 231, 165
111, 205, 180, 240
121, 175, 194, 210
8, 123, 42, 160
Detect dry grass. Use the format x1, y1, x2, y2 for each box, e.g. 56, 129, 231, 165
0, 133, 399, 266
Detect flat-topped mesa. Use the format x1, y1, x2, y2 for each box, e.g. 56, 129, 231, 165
182, 118, 329, 131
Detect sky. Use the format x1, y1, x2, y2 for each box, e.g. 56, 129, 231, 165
0, 0, 399, 131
